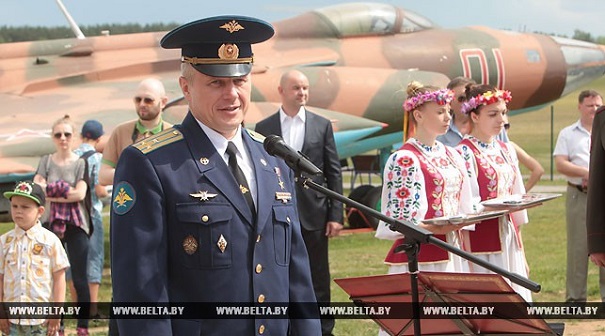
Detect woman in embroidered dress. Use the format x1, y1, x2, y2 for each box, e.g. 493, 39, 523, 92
456, 84, 532, 302
34, 115, 90, 335
375, 81, 479, 276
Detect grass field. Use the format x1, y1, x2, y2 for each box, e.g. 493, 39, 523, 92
1, 77, 604, 335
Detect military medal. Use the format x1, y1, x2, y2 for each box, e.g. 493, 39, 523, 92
183, 235, 198, 255
274, 167, 285, 190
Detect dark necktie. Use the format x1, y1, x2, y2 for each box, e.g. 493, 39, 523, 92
226, 141, 255, 215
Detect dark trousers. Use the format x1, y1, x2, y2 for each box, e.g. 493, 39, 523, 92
302, 228, 333, 336
63, 225, 90, 329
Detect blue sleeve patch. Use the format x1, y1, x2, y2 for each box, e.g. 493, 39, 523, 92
112, 181, 136, 215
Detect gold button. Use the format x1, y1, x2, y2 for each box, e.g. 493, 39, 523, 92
258, 325, 265, 334
286, 216, 291, 223
258, 294, 265, 303
201, 215, 209, 222
255, 264, 263, 273
256, 235, 261, 243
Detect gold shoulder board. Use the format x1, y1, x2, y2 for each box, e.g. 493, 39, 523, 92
246, 128, 265, 143
132, 128, 183, 154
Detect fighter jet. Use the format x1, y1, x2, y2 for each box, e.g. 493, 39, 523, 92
1, 1, 604, 221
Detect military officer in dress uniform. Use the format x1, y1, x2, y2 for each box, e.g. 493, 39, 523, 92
587, 105, 605, 271
110, 16, 321, 335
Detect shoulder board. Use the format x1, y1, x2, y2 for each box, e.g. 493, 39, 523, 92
132, 128, 183, 154
246, 128, 265, 143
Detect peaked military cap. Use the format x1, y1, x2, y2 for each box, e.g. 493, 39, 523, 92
160, 15, 274, 77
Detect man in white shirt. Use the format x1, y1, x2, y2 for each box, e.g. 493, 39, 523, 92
255, 70, 343, 336
554, 89, 605, 303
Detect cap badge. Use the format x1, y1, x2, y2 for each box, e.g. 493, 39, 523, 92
183, 235, 198, 255
220, 20, 245, 33
218, 43, 239, 60
217, 234, 228, 253
189, 190, 218, 202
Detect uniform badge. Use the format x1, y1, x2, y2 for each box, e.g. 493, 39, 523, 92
275, 192, 292, 203
35, 268, 44, 277
112, 181, 136, 215
219, 20, 245, 33
5, 236, 13, 244
274, 167, 285, 190
239, 185, 249, 195
190, 190, 217, 202
199, 157, 210, 165
217, 234, 228, 253
183, 235, 198, 255
32, 243, 43, 255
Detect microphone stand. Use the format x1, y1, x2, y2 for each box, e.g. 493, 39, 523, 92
296, 176, 541, 336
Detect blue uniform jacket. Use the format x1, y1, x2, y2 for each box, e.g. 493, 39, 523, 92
110, 112, 320, 335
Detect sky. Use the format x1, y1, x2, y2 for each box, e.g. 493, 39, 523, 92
3, 0, 605, 39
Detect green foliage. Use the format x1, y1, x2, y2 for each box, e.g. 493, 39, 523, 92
0, 23, 180, 43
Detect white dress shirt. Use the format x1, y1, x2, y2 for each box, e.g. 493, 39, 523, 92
279, 107, 306, 151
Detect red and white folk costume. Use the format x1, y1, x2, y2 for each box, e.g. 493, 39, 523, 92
456, 135, 532, 302
376, 138, 479, 274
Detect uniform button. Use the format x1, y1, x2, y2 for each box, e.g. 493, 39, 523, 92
258, 294, 265, 303
258, 325, 265, 334
201, 215, 209, 222
255, 264, 263, 273
256, 235, 261, 243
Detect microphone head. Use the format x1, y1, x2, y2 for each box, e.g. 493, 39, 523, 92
263, 134, 282, 156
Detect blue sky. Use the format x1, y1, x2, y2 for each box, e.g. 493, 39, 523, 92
4, 0, 605, 38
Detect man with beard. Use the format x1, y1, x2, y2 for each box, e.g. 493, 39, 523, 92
99, 78, 172, 185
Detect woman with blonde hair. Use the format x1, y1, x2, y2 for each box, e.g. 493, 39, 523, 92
34, 115, 90, 335
376, 81, 479, 275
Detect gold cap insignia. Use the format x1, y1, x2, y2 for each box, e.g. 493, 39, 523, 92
32, 243, 43, 255
183, 235, 198, 255
275, 192, 292, 203
218, 43, 239, 60
217, 234, 228, 253
199, 157, 210, 165
220, 20, 245, 33
190, 190, 218, 202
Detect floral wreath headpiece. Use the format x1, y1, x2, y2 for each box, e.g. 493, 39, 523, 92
403, 89, 454, 112
460, 90, 512, 114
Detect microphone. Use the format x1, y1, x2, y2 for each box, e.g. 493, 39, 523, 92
263, 135, 322, 175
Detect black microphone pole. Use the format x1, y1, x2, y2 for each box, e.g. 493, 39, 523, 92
294, 174, 541, 336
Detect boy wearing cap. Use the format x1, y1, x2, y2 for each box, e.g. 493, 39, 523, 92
0, 181, 70, 336
74, 120, 108, 319
111, 16, 320, 335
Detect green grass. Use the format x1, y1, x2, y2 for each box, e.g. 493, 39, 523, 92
1, 78, 604, 334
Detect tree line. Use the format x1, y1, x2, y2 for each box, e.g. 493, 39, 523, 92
1, 24, 604, 45
0, 23, 180, 43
